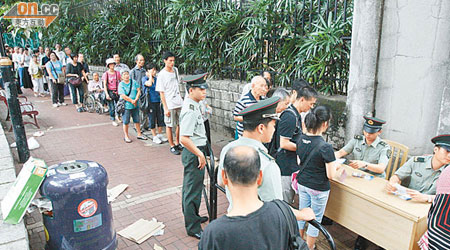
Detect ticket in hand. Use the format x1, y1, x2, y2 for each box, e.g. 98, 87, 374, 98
392, 183, 412, 200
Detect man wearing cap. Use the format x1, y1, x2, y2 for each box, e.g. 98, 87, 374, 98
335, 116, 391, 178
219, 96, 283, 211
179, 73, 209, 239
386, 134, 450, 202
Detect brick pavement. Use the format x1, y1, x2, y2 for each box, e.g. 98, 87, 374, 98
1, 89, 380, 250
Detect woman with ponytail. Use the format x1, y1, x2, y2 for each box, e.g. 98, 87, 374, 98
295, 105, 340, 249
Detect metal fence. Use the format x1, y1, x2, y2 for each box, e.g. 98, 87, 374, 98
217, 0, 352, 94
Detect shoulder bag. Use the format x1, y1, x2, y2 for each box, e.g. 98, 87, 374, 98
106, 71, 120, 101
50, 62, 65, 84
68, 64, 82, 86
139, 78, 150, 112
273, 200, 309, 250
115, 80, 133, 115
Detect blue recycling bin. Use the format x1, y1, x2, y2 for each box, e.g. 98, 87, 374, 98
40, 160, 117, 250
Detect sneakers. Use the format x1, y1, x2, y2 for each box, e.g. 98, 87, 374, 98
152, 136, 162, 144
52, 103, 59, 108
112, 121, 119, 127
170, 146, 181, 155
58, 102, 67, 106
176, 144, 184, 151
157, 134, 168, 142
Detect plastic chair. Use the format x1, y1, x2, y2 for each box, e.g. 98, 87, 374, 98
384, 139, 409, 180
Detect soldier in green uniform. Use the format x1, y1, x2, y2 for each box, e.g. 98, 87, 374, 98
335, 116, 391, 250
179, 73, 209, 239
335, 116, 391, 178
386, 134, 450, 202
218, 96, 283, 211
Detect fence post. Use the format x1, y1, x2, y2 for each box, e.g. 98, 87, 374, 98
0, 57, 30, 163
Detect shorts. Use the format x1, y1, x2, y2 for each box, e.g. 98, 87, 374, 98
123, 108, 140, 125
164, 107, 181, 128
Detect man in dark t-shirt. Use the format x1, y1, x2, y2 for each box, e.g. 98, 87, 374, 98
275, 84, 318, 205
199, 146, 315, 249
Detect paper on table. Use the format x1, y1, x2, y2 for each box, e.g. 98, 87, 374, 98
338, 169, 347, 182
336, 158, 346, 164
393, 183, 412, 200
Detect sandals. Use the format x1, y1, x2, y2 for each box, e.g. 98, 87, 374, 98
137, 135, 148, 141
124, 138, 132, 143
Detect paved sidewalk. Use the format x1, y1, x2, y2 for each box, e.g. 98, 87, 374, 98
1, 89, 379, 250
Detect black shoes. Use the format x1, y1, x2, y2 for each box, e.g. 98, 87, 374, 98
170, 146, 180, 155
176, 144, 183, 151
188, 231, 203, 240
354, 236, 368, 250
200, 216, 208, 223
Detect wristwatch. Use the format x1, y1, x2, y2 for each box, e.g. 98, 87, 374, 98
361, 164, 368, 170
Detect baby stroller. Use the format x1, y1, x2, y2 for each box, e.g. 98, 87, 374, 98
83, 91, 106, 114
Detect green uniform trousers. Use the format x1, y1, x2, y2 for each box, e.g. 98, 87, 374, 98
181, 146, 207, 235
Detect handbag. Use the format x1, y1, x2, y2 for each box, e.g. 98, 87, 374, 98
115, 80, 133, 115
273, 200, 309, 250
106, 71, 120, 101
50, 62, 65, 84
139, 90, 149, 112
69, 77, 82, 86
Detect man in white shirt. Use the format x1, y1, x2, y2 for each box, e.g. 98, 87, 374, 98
113, 54, 130, 74
156, 51, 184, 155
54, 44, 65, 63
62, 47, 72, 66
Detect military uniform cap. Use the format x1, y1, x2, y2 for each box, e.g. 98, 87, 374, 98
183, 73, 208, 89
431, 134, 450, 151
363, 116, 386, 133
238, 96, 280, 121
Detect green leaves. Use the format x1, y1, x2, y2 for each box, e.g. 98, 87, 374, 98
37, 0, 352, 95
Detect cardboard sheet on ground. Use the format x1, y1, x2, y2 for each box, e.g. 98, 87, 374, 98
154, 244, 164, 250
107, 184, 129, 203
118, 218, 165, 244
1, 157, 48, 224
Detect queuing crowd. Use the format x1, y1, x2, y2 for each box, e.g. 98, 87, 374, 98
2, 43, 449, 250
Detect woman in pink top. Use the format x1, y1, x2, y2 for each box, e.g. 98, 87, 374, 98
102, 58, 121, 126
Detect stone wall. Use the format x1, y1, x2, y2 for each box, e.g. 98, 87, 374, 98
347, 0, 450, 155
88, 66, 347, 148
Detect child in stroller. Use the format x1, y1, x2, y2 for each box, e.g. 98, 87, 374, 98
85, 72, 106, 113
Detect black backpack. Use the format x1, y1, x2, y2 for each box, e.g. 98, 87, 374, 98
267, 106, 301, 157
273, 200, 309, 250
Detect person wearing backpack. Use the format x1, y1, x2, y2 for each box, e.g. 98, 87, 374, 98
199, 145, 314, 249
103, 58, 121, 126
296, 106, 340, 250
276, 84, 318, 205
118, 70, 147, 143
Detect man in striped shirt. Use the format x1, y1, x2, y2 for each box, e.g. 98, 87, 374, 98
233, 76, 269, 138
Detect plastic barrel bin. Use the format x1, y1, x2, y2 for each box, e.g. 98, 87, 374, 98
40, 160, 117, 250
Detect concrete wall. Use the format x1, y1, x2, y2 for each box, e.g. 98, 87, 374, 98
345, 0, 385, 141
347, 0, 450, 154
